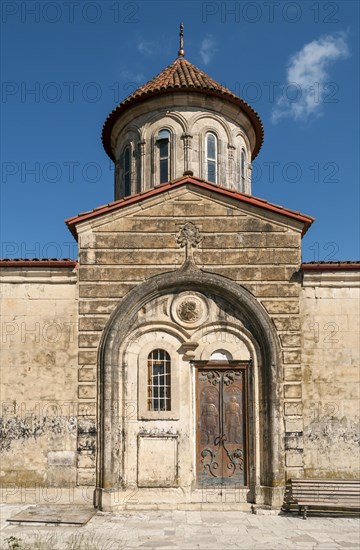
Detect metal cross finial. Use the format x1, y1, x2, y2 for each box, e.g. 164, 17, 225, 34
178, 23, 185, 57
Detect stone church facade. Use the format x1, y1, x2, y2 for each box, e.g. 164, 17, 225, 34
1, 43, 359, 511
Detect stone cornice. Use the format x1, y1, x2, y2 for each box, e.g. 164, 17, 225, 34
302, 270, 360, 287
0, 267, 77, 283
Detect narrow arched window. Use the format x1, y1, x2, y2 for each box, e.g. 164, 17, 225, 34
123, 145, 131, 197
157, 129, 170, 184
241, 149, 246, 192
206, 132, 217, 183
147, 349, 171, 411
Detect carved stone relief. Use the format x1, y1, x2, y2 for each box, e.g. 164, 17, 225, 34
171, 292, 209, 329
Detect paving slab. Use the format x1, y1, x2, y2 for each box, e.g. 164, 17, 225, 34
6, 504, 95, 526
0, 505, 359, 550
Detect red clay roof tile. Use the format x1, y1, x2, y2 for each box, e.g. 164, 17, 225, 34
0, 259, 78, 268
65, 175, 314, 239
102, 57, 264, 161
301, 262, 360, 270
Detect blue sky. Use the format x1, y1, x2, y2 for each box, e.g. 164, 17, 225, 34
1, 0, 359, 261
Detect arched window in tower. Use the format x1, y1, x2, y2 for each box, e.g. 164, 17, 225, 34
206, 132, 217, 183
123, 145, 131, 197
157, 129, 171, 184
147, 349, 171, 411
241, 149, 246, 192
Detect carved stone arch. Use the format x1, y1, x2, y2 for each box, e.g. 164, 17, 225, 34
192, 117, 232, 185
147, 120, 181, 185
232, 129, 251, 153
115, 128, 141, 161
121, 320, 191, 356
149, 122, 177, 140
126, 124, 142, 137
96, 268, 284, 507
191, 320, 258, 361
144, 110, 187, 134
188, 112, 233, 145
162, 111, 187, 132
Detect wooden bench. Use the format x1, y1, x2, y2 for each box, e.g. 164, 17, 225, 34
288, 479, 360, 519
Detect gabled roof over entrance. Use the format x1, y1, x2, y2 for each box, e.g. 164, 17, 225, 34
65, 175, 314, 239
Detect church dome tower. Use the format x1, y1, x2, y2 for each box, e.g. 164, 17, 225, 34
102, 25, 263, 200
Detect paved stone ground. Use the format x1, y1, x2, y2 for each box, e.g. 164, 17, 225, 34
0, 505, 359, 549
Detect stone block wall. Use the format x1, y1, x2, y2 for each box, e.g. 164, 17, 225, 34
76, 185, 304, 484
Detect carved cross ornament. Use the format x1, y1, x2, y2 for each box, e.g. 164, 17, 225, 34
176, 222, 202, 264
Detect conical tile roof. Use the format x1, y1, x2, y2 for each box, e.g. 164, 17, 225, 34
102, 57, 263, 160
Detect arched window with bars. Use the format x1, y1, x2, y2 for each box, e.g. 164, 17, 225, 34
147, 349, 171, 411
206, 132, 217, 183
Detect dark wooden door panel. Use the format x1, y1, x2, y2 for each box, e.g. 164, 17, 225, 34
196, 364, 248, 487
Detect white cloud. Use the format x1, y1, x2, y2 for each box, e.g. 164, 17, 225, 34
271, 33, 349, 123
137, 40, 157, 56
119, 69, 144, 84
200, 35, 217, 66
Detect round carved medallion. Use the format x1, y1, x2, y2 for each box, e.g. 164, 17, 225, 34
171, 292, 208, 328
177, 299, 200, 323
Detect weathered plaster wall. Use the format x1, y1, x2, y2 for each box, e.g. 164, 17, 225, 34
301, 270, 360, 478
0, 267, 78, 497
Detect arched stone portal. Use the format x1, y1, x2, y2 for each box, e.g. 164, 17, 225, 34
95, 268, 284, 510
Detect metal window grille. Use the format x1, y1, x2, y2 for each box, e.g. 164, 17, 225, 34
147, 349, 171, 411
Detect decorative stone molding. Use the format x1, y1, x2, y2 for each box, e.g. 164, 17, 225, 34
138, 426, 178, 437
96, 268, 284, 508
227, 144, 236, 160
302, 270, 360, 287
180, 340, 199, 360
182, 133, 193, 172
171, 292, 209, 329
176, 221, 202, 267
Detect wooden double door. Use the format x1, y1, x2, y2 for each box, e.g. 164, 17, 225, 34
195, 361, 250, 487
